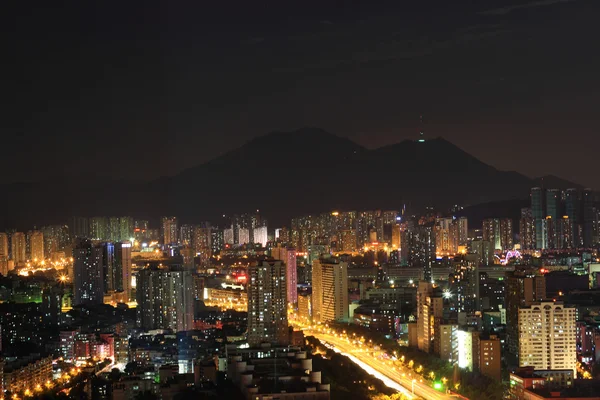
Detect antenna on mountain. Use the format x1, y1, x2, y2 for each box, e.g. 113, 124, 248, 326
418, 114, 425, 143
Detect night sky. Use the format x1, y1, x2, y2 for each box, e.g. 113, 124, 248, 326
5, 1, 600, 188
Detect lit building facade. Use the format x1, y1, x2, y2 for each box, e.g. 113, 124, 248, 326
136, 265, 194, 332
312, 257, 348, 323
247, 260, 288, 347
518, 302, 576, 374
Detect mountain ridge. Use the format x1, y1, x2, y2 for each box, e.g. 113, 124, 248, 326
0, 128, 587, 229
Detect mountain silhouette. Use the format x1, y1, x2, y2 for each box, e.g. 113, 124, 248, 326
0, 128, 585, 229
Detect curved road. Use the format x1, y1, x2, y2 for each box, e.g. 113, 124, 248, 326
302, 326, 462, 400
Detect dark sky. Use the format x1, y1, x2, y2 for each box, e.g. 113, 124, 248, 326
5, 0, 600, 187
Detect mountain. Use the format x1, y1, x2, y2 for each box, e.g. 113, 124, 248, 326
160, 128, 580, 226
0, 128, 586, 229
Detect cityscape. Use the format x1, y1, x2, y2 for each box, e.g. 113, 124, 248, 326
0, 180, 599, 400
5, 1, 600, 400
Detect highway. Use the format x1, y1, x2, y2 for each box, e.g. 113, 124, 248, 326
296, 323, 463, 400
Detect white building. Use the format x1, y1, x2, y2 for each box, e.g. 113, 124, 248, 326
224, 228, 234, 245
238, 228, 250, 245
253, 226, 268, 246
518, 302, 577, 374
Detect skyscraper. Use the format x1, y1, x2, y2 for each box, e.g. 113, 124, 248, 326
73, 239, 104, 305
114, 242, 132, 301
70, 216, 90, 239
531, 187, 545, 249
518, 302, 576, 374
179, 224, 193, 247
136, 265, 194, 332
565, 189, 580, 247
247, 260, 288, 347
100, 242, 115, 292
11, 232, 26, 265
29, 230, 44, 261
312, 257, 348, 323
407, 226, 435, 281
583, 188, 594, 248
162, 216, 178, 245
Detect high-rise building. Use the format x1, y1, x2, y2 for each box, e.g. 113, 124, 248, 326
223, 227, 234, 245
565, 189, 580, 247
312, 257, 348, 323
518, 302, 576, 374
483, 218, 513, 250
114, 242, 132, 301
238, 228, 250, 245
161, 216, 178, 245
0, 233, 8, 276
391, 224, 401, 250
119, 217, 133, 243
29, 230, 44, 261
11, 232, 26, 265
136, 265, 194, 332
407, 226, 435, 281
505, 269, 546, 356
417, 282, 443, 353
70, 216, 90, 239
271, 246, 298, 305
457, 217, 468, 246
89, 217, 108, 240
179, 224, 193, 247
339, 229, 357, 252
519, 208, 536, 250
100, 242, 115, 292
531, 187, 545, 249
73, 239, 104, 305
247, 260, 288, 347
583, 188, 594, 248
192, 226, 212, 257
253, 226, 268, 246
210, 228, 224, 254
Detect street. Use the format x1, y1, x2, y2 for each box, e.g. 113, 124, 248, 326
296, 323, 463, 400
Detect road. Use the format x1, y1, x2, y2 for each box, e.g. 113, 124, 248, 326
299, 325, 461, 400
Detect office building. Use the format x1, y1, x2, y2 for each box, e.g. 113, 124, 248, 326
518, 302, 576, 374
11, 232, 26, 265
312, 257, 348, 323
29, 230, 44, 261
247, 260, 288, 347
73, 239, 104, 305
136, 265, 194, 332
162, 216, 178, 245
506, 269, 546, 356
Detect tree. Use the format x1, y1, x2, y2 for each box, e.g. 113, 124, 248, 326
108, 368, 122, 381
125, 361, 138, 375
